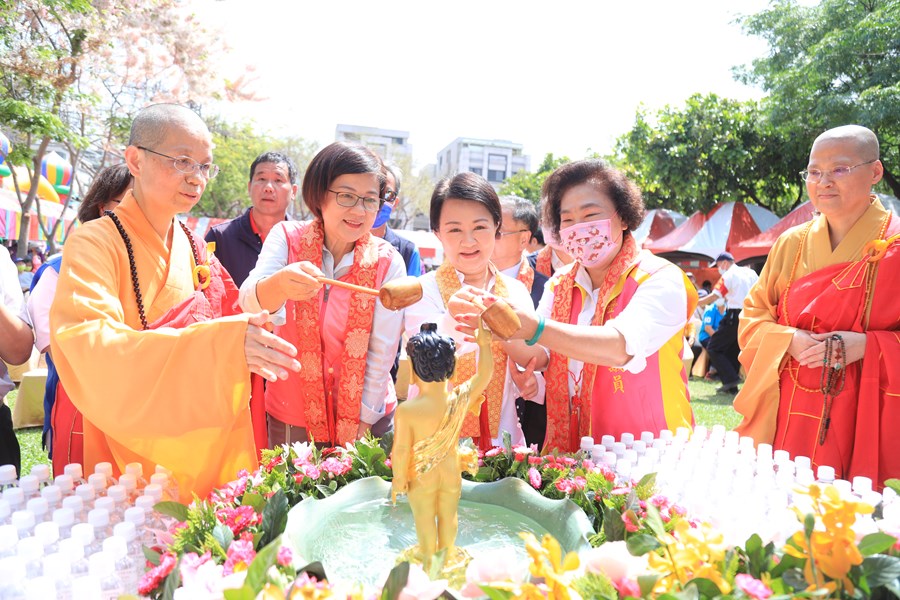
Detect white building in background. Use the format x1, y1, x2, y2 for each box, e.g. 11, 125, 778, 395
435, 137, 530, 188
334, 124, 412, 162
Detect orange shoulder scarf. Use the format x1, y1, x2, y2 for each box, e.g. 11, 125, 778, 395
435, 262, 510, 446
535, 246, 554, 277
291, 220, 389, 443
516, 257, 535, 292
543, 234, 640, 452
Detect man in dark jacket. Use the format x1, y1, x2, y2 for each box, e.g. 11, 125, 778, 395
205, 151, 296, 286
372, 162, 422, 276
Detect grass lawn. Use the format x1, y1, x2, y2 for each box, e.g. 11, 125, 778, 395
8, 377, 740, 477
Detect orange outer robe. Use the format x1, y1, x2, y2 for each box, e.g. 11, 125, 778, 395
50, 193, 255, 503
735, 198, 900, 485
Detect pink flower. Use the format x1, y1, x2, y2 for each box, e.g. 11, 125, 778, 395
223, 539, 256, 575
572, 476, 586, 491
300, 463, 321, 480
528, 468, 542, 489
582, 459, 594, 470
138, 552, 177, 595
622, 510, 641, 533
398, 563, 447, 600
277, 545, 293, 567
735, 574, 773, 600
555, 479, 575, 495
322, 456, 351, 477
599, 467, 616, 483
179, 551, 211, 579
216, 505, 261, 536
649, 495, 670, 508
512, 446, 532, 462
384, 458, 392, 469
527, 456, 543, 465
461, 553, 528, 597
264, 455, 284, 472
485, 447, 502, 458
614, 577, 641, 598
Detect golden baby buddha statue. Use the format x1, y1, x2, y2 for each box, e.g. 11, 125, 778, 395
390, 319, 493, 570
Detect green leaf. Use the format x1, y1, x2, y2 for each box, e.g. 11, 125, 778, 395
315, 484, 336, 497
602, 503, 626, 541
685, 577, 723, 597
478, 585, 515, 600
223, 587, 257, 600
154, 501, 190, 523
143, 546, 161, 566
160, 564, 182, 600
380, 561, 410, 600
626, 534, 662, 556
636, 472, 657, 490
859, 532, 899, 557
885, 479, 900, 496
803, 513, 815, 538
861, 555, 900, 589
644, 504, 668, 538
781, 567, 808, 591
241, 492, 266, 513
212, 523, 234, 552
638, 574, 661, 597
260, 489, 289, 548
245, 537, 282, 592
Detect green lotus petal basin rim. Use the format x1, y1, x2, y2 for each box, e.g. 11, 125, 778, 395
284, 476, 593, 587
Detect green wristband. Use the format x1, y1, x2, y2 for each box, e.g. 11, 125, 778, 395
525, 315, 546, 346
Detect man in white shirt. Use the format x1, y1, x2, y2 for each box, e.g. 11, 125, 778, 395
697, 251, 759, 393
1, 250, 34, 473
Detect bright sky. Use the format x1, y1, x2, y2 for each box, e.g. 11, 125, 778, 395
201, 0, 773, 170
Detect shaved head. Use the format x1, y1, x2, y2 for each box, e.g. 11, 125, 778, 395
812, 125, 880, 162
128, 104, 210, 149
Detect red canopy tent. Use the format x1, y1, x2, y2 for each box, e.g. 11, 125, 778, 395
644, 201, 779, 261
730, 202, 815, 264
632, 208, 686, 248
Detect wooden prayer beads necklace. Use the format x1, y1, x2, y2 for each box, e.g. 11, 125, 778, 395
105, 211, 202, 331
817, 333, 847, 445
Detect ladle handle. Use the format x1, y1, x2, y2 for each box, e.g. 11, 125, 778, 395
317, 277, 380, 296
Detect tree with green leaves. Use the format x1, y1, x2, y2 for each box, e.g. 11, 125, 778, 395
498, 153, 571, 204
736, 0, 900, 197
613, 93, 800, 216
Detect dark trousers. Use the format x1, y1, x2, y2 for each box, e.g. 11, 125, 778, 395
0, 403, 21, 477
516, 398, 546, 451
707, 309, 742, 387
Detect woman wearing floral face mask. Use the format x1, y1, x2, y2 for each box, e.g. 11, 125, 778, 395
449, 159, 697, 452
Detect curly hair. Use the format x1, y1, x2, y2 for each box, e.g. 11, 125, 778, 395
541, 159, 644, 245
406, 323, 456, 383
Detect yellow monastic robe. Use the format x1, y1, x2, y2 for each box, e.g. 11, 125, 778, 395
50, 192, 255, 503
734, 198, 891, 444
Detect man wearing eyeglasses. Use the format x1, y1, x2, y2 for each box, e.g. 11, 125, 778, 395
734, 124, 900, 488
206, 152, 297, 287
371, 162, 422, 276
50, 104, 300, 501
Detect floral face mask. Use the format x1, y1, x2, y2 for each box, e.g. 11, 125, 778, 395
558, 218, 619, 267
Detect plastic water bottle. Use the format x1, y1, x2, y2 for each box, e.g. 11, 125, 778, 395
25, 498, 49, 524
95, 496, 122, 527
52, 474, 75, 498
124, 463, 148, 491
113, 521, 143, 567
0, 555, 27, 599
16, 536, 43, 579
70, 574, 102, 599
123, 506, 152, 548
52, 507, 76, 541
0, 499, 10, 527
29, 465, 51, 490
0, 464, 17, 492
88, 551, 124, 599
63, 464, 87, 488
579, 436, 594, 456
40, 485, 63, 513
117, 475, 139, 503
3, 488, 25, 513
103, 536, 138, 595
142, 483, 164, 504
87, 508, 112, 550
93, 462, 117, 488
33, 521, 59, 555
11, 511, 35, 540
75, 483, 96, 505
149, 473, 177, 502
70, 522, 98, 558
17, 476, 39, 503
0, 524, 17, 559
135, 495, 166, 534
816, 465, 836, 485
43, 551, 73, 600
620, 432, 635, 448
24, 574, 56, 599
154, 465, 179, 501
62, 495, 86, 523
59, 537, 89, 577
88, 473, 109, 498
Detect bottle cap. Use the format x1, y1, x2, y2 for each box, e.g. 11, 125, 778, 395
11, 510, 34, 532
88, 473, 107, 493
29, 464, 50, 483
70, 522, 95, 546
125, 463, 143, 478
579, 436, 594, 451
16, 536, 43, 561
118, 474, 137, 493
75, 483, 95, 503
135, 495, 156, 513
600, 435, 615, 448
640, 431, 654, 443
40, 485, 62, 504
34, 521, 59, 546
853, 476, 873, 494
143, 484, 163, 502
0, 464, 17, 485
794, 455, 812, 470
154, 465, 172, 477
94, 462, 113, 478
113, 520, 136, 542
612, 442, 626, 457
88, 551, 114, 577
52, 507, 75, 528
63, 463, 84, 481
62, 495, 84, 514
102, 535, 127, 559
18, 475, 38, 494
591, 444, 605, 459
149, 473, 169, 488
87, 508, 110, 529
107, 485, 127, 503
124, 506, 145, 527
816, 465, 835, 483
53, 474, 75, 494
620, 432, 635, 446
26, 497, 48, 517
95, 497, 116, 516
659, 429, 674, 442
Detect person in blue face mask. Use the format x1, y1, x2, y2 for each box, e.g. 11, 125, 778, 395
371, 162, 422, 277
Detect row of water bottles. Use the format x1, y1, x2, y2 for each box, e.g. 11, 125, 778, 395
0, 461, 179, 599
578, 426, 895, 545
